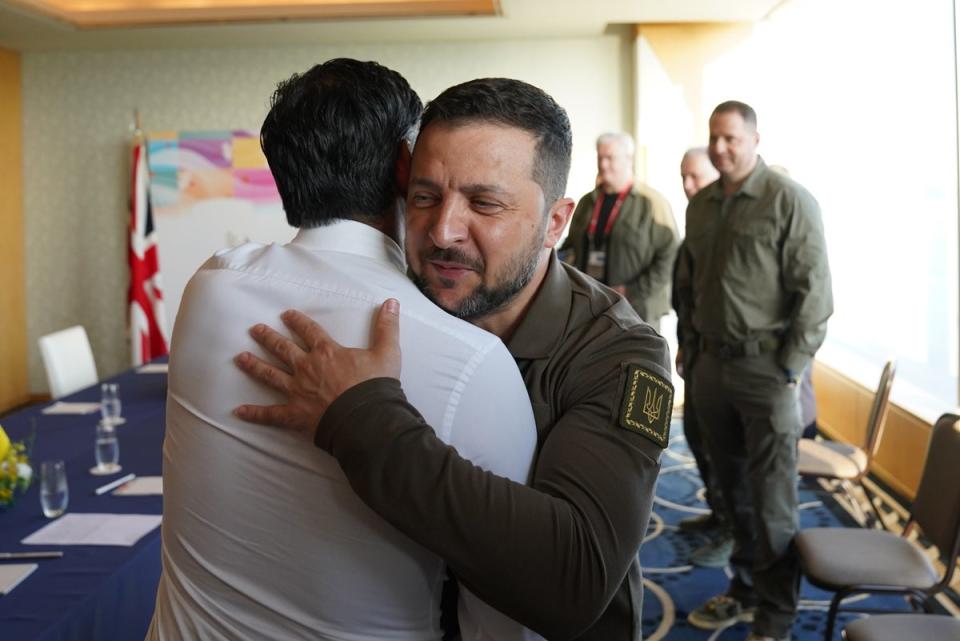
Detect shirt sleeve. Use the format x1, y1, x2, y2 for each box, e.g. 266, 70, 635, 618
673, 239, 699, 363
442, 345, 541, 641
624, 218, 679, 300
779, 188, 833, 373
315, 331, 669, 640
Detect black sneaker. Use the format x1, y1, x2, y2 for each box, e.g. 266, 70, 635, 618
677, 512, 724, 533
688, 594, 756, 630
689, 534, 734, 568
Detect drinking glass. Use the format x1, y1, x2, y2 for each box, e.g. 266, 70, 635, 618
40, 460, 69, 518
94, 421, 121, 474
100, 383, 124, 426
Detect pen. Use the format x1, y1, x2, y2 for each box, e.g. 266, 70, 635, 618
93, 473, 136, 496
0, 551, 64, 560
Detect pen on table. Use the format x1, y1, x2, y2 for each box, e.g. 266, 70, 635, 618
0, 551, 64, 560
93, 473, 136, 496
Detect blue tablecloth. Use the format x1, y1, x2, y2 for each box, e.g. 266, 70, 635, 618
0, 360, 168, 641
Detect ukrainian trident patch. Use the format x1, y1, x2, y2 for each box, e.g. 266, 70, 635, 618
619, 364, 673, 448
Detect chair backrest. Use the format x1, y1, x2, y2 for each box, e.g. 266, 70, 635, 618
38, 325, 99, 398
911, 413, 960, 572
863, 360, 896, 460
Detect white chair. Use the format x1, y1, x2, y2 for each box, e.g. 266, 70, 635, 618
38, 325, 99, 398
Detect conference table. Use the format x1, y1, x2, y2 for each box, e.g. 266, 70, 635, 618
0, 360, 168, 641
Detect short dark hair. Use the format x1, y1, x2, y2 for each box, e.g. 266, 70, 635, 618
420, 78, 572, 207
712, 100, 758, 130
260, 58, 422, 227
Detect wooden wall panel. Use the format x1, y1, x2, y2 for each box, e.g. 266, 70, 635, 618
0, 47, 27, 413
813, 361, 932, 500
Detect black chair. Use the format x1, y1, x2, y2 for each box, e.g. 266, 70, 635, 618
795, 413, 960, 641
843, 613, 960, 641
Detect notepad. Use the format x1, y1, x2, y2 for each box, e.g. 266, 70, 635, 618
0, 563, 38, 595
42, 401, 101, 415
21, 514, 162, 547
113, 476, 163, 496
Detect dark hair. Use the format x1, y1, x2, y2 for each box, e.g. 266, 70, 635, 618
260, 58, 422, 227
420, 78, 572, 207
711, 100, 758, 130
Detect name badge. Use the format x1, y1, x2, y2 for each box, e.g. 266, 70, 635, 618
588, 250, 607, 267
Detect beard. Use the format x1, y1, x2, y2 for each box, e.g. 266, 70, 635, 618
411, 226, 545, 322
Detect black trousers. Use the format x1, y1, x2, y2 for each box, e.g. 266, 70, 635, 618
691, 351, 802, 639
682, 377, 726, 521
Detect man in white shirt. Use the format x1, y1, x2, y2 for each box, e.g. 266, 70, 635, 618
146, 59, 539, 641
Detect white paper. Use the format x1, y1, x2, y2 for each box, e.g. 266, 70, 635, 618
21, 513, 162, 547
0, 563, 38, 595
137, 363, 168, 374
113, 476, 163, 496
42, 401, 101, 415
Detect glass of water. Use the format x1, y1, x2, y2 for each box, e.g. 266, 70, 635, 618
100, 383, 124, 426
40, 460, 69, 518
94, 421, 121, 474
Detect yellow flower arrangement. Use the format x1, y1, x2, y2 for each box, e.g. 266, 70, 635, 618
0, 423, 34, 508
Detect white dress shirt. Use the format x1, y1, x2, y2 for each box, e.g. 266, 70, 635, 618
146, 220, 539, 641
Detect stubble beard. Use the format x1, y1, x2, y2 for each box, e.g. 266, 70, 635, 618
411, 226, 545, 322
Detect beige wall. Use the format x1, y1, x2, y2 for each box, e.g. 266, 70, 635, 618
22, 34, 634, 392
633, 22, 754, 223
0, 47, 27, 412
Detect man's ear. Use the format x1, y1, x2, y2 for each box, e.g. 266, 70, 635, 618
543, 197, 576, 249
395, 142, 412, 198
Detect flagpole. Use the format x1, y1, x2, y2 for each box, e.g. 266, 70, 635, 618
132, 108, 143, 143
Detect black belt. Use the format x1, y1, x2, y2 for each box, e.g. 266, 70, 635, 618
700, 336, 780, 359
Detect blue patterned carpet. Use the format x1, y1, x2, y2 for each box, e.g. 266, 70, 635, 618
638, 426, 952, 641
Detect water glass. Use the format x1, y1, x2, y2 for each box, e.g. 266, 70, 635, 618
100, 383, 123, 426
95, 421, 121, 474
40, 460, 69, 518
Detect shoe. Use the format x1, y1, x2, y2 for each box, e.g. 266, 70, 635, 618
689, 534, 734, 568
687, 594, 756, 630
678, 512, 724, 532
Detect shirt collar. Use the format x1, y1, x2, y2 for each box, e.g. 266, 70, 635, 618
291, 220, 406, 273
708, 155, 768, 200
507, 252, 572, 360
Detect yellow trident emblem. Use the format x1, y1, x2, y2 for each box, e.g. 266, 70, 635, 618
642, 387, 663, 424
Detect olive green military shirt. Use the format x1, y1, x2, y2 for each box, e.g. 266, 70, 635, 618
562, 184, 679, 323
315, 254, 673, 640
675, 157, 832, 375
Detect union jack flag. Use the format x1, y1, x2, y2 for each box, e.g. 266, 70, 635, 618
128, 138, 169, 365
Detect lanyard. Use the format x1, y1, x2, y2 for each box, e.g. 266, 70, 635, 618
587, 184, 632, 238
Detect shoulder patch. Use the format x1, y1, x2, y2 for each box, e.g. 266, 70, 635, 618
619, 364, 673, 448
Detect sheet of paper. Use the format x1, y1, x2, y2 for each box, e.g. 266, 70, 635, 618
113, 476, 163, 496
42, 401, 101, 415
21, 513, 162, 547
0, 563, 38, 595
137, 363, 168, 374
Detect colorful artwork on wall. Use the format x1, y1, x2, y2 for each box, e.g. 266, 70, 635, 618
144, 130, 293, 332
147, 130, 280, 213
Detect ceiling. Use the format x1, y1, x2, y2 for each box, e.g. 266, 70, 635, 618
0, 0, 785, 51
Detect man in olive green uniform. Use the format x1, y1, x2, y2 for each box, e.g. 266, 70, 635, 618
234, 79, 673, 641
673, 147, 735, 569
561, 132, 679, 333
677, 101, 832, 641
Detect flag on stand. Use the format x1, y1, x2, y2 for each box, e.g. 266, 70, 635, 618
128, 136, 169, 366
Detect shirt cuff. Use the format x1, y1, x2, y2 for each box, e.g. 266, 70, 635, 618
779, 350, 811, 377
315, 377, 405, 452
